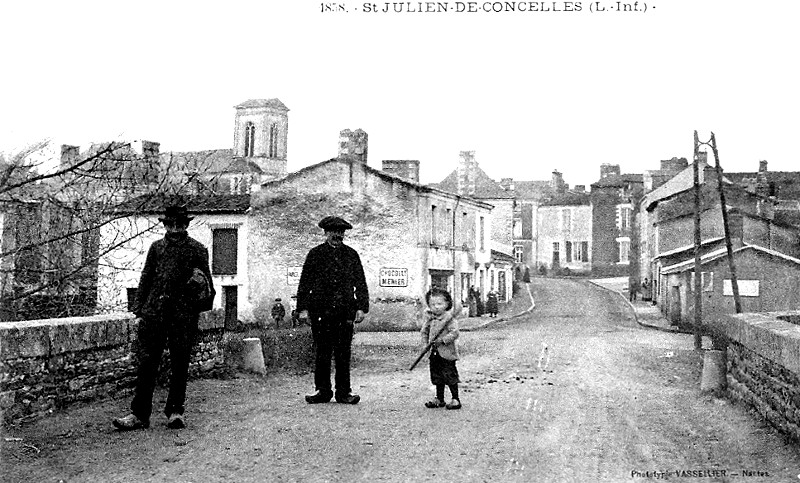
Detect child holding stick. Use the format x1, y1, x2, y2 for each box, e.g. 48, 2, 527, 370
420, 288, 461, 410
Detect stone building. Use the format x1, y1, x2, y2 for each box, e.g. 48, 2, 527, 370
97, 194, 252, 327
660, 245, 800, 327
536, 191, 592, 274
247, 155, 494, 326
165, 99, 290, 195
430, 151, 517, 301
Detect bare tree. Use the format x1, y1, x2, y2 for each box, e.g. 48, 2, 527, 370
0, 140, 230, 321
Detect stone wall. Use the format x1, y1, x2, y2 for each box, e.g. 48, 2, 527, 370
715, 311, 800, 442
1, 311, 225, 425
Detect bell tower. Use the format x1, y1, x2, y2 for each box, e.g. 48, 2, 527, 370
233, 99, 289, 179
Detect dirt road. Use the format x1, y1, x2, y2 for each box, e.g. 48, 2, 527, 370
3, 278, 800, 482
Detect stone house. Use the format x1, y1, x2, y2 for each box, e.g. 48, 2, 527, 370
589, 164, 644, 277
97, 194, 251, 328
660, 244, 800, 327
246, 155, 495, 326
536, 191, 592, 274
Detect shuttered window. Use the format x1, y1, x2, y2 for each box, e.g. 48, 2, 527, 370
212, 228, 238, 275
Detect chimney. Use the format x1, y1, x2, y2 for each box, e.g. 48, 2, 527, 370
382, 160, 420, 183
60, 144, 80, 168
756, 159, 770, 197
574, 184, 586, 192
499, 177, 515, 191
600, 164, 620, 179
338, 128, 368, 164
551, 170, 566, 194
660, 157, 689, 173
696, 151, 708, 165
457, 151, 477, 196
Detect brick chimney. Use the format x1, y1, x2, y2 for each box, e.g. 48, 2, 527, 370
382, 160, 420, 183
600, 164, 620, 179
756, 159, 770, 197
60, 144, 80, 168
338, 129, 368, 164
551, 170, 566, 194
499, 177, 515, 191
660, 157, 689, 173
457, 151, 477, 196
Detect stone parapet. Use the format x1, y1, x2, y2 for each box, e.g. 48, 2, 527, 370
1, 312, 224, 425
714, 310, 800, 442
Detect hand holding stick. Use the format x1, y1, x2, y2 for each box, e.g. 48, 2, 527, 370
409, 322, 450, 371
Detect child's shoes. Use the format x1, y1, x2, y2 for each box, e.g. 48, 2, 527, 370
424, 398, 446, 408
445, 399, 462, 410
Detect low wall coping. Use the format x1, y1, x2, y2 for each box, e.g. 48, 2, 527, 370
716, 310, 800, 376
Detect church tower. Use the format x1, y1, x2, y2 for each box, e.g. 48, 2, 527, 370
233, 99, 289, 179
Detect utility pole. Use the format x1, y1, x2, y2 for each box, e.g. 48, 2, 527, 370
710, 132, 742, 316
692, 132, 703, 350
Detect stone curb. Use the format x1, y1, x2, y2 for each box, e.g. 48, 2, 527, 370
584, 280, 692, 335
461, 283, 536, 332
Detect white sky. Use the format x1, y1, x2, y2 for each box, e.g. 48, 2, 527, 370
1, 0, 797, 188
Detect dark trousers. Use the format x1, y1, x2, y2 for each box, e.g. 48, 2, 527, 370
310, 315, 354, 397
131, 309, 196, 421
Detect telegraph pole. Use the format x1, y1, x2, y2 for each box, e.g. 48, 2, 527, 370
692, 132, 703, 350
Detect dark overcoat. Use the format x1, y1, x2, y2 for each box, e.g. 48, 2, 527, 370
131, 233, 215, 319
296, 242, 369, 320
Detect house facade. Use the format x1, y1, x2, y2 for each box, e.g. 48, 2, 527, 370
246, 156, 494, 326
536, 192, 592, 274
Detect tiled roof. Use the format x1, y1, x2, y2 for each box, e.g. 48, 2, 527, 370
512, 180, 553, 200
161, 149, 263, 174
662, 244, 800, 274
235, 98, 289, 111
591, 173, 644, 188
726, 171, 800, 200
112, 193, 250, 215
430, 167, 516, 199
539, 191, 591, 206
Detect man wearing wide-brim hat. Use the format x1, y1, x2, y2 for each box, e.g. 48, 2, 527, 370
297, 215, 369, 404
113, 204, 215, 430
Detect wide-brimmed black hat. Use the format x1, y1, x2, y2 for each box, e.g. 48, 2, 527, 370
318, 216, 352, 231
159, 205, 194, 224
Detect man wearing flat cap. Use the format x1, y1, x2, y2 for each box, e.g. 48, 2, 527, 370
297, 215, 369, 404
113, 205, 215, 430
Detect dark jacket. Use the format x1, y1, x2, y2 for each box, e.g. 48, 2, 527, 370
271, 303, 286, 319
296, 242, 369, 319
132, 232, 215, 318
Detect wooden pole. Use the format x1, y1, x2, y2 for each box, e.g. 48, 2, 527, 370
692, 131, 703, 350
710, 132, 742, 317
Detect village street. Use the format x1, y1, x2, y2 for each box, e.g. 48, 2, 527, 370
3, 278, 800, 482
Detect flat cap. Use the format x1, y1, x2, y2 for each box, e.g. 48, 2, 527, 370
318, 216, 353, 231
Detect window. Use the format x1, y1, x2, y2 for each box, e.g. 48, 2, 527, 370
212, 228, 238, 275
126, 288, 138, 312
553, 242, 560, 263
446, 208, 453, 245
514, 245, 524, 263
562, 209, 571, 231
617, 204, 632, 231
268, 123, 278, 158
617, 239, 630, 264
230, 176, 242, 194
575, 241, 589, 262
479, 216, 485, 251
244, 122, 256, 157
566, 241, 573, 263
431, 205, 437, 245
702, 271, 713, 292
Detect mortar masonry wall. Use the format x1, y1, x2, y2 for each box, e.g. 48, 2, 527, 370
715, 311, 800, 442
1, 312, 225, 425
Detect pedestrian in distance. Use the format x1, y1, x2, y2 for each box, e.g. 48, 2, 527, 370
297, 216, 369, 405
289, 295, 300, 328
421, 287, 461, 410
486, 290, 499, 317
113, 205, 215, 431
271, 297, 286, 329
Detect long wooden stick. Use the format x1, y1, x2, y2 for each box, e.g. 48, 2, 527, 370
409, 321, 451, 371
